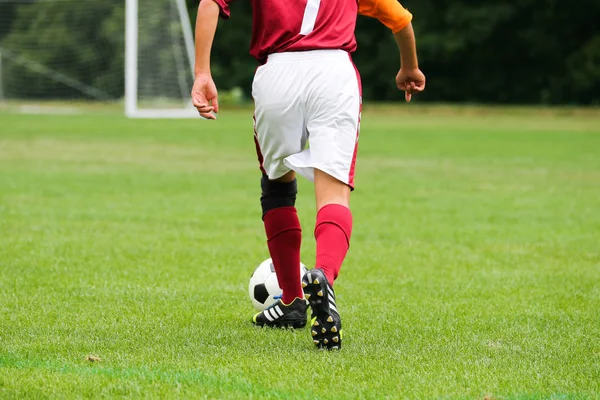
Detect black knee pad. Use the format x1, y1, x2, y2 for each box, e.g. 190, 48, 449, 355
260, 175, 298, 218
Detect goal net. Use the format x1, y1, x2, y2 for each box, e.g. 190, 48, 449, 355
0, 0, 197, 118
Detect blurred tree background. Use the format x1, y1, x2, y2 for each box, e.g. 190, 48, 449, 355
1, 0, 599, 104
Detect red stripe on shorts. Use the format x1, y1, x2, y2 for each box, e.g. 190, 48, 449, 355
348, 54, 362, 189
253, 115, 267, 175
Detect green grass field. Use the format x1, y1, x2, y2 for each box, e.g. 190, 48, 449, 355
1, 106, 599, 399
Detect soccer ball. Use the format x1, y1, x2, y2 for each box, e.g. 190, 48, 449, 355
249, 258, 308, 311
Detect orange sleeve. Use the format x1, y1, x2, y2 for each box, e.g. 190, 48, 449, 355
358, 0, 413, 33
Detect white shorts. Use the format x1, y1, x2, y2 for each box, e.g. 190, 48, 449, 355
252, 49, 362, 188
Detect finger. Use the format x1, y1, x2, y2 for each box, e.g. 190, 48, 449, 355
408, 82, 417, 94
407, 82, 423, 95
199, 110, 216, 120
192, 96, 209, 108
211, 96, 219, 114
196, 105, 215, 119
196, 105, 214, 114
405, 91, 412, 102
406, 82, 417, 94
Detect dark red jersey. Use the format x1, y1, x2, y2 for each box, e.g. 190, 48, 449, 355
212, 0, 359, 63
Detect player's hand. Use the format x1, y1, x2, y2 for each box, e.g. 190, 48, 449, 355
191, 72, 219, 120
396, 68, 426, 103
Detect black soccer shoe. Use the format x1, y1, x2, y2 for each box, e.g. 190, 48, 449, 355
302, 268, 342, 350
252, 297, 308, 329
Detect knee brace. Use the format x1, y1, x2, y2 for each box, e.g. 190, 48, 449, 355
260, 175, 298, 218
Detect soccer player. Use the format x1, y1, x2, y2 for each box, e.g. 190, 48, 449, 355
193, 0, 425, 350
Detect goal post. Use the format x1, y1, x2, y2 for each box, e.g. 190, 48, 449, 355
125, 0, 198, 118
125, 0, 138, 118
0, 0, 198, 118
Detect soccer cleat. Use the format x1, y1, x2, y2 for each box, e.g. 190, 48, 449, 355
302, 268, 342, 350
252, 297, 307, 329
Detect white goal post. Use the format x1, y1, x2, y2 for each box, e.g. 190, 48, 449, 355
0, 0, 198, 118
125, 0, 198, 118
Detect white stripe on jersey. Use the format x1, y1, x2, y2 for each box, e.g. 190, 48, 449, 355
299, 0, 321, 36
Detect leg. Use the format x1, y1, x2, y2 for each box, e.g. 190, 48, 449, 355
261, 171, 304, 305
294, 52, 361, 349
253, 170, 307, 328
314, 168, 350, 210
251, 58, 308, 327
313, 169, 353, 286
303, 170, 352, 349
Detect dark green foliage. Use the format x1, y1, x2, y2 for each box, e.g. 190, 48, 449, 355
406, 0, 600, 104
1, 2, 124, 100
204, 0, 600, 105
355, 0, 600, 104
1, 0, 599, 104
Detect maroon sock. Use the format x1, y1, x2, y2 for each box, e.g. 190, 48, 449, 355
314, 204, 353, 286
263, 206, 303, 304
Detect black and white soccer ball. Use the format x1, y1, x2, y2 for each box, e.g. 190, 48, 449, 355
248, 258, 308, 311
